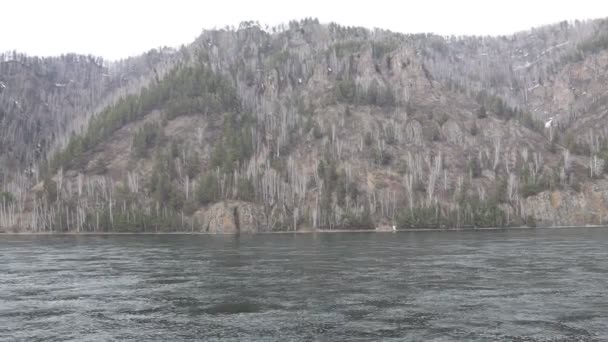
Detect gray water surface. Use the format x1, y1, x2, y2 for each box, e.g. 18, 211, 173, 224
1, 229, 607, 341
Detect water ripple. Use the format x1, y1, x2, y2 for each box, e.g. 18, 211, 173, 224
1, 229, 607, 341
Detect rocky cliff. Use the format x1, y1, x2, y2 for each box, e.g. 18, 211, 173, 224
194, 201, 267, 234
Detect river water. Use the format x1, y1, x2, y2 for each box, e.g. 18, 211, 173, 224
1, 228, 607, 341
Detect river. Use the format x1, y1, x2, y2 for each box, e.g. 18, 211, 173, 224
1, 228, 607, 341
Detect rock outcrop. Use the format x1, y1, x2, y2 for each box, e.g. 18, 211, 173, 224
525, 181, 608, 226
196, 201, 266, 234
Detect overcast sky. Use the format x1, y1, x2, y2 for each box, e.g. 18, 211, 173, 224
4, 0, 608, 60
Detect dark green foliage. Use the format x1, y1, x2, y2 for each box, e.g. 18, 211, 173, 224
296, 98, 314, 117
312, 122, 324, 139
236, 178, 256, 202
349, 184, 360, 204
470, 121, 479, 136
50, 60, 239, 174
375, 85, 396, 107
196, 172, 220, 205
184, 151, 201, 178
361, 82, 395, 107
344, 106, 352, 117
367, 146, 380, 165
364, 132, 373, 146
132, 122, 165, 158
397, 206, 443, 229
437, 114, 449, 126
560, 49, 584, 64
518, 111, 542, 133
368, 145, 392, 166
334, 79, 395, 108
476, 105, 487, 119
317, 158, 343, 227
79, 204, 189, 233
519, 166, 552, 198
599, 150, 608, 175
414, 179, 426, 193
469, 158, 482, 178
49, 134, 87, 172
164, 65, 239, 119
169, 141, 179, 159
525, 215, 537, 228
209, 112, 254, 173
421, 63, 432, 81
396, 201, 507, 229
268, 50, 290, 68
384, 127, 397, 145
332, 41, 365, 58
397, 195, 507, 229
428, 38, 449, 56
336, 175, 359, 208
43, 177, 58, 203
379, 150, 392, 165
318, 159, 339, 184
367, 81, 379, 104
570, 179, 582, 193
319, 183, 333, 226
336, 176, 347, 207
183, 199, 198, 216
149, 151, 178, 208
493, 177, 508, 203
270, 157, 287, 178
475, 91, 516, 120
342, 205, 374, 229
316, 158, 370, 228
469, 200, 507, 228
576, 31, 608, 55
372, 40, 398, 60
549, 140, 558, 154
520, 180, 546, 198
397, 202, 507, 229
565, 135, 591, 156
0, 191, 14, 204
93, 159, 108, 175
334, 79, 357, 102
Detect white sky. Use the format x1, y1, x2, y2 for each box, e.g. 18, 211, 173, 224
4, 0, 608, 60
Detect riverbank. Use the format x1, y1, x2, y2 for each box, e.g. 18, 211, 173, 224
1, 225, 607, 235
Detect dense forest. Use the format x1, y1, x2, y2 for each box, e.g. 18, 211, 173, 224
2, 18, 608, 232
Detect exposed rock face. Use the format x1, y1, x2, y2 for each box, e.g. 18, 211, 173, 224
524, 181, 608, 226
196, 201, 267, 234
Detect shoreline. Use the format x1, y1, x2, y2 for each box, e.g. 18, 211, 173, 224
1, 225, 607, 235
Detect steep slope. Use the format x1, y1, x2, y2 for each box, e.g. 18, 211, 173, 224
2, 18, 608, 232
0, 49, 180, 179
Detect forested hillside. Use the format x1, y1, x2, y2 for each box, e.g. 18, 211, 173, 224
2, 18, 608, 232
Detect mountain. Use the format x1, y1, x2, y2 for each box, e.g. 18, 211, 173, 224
2, 18, 608, 233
